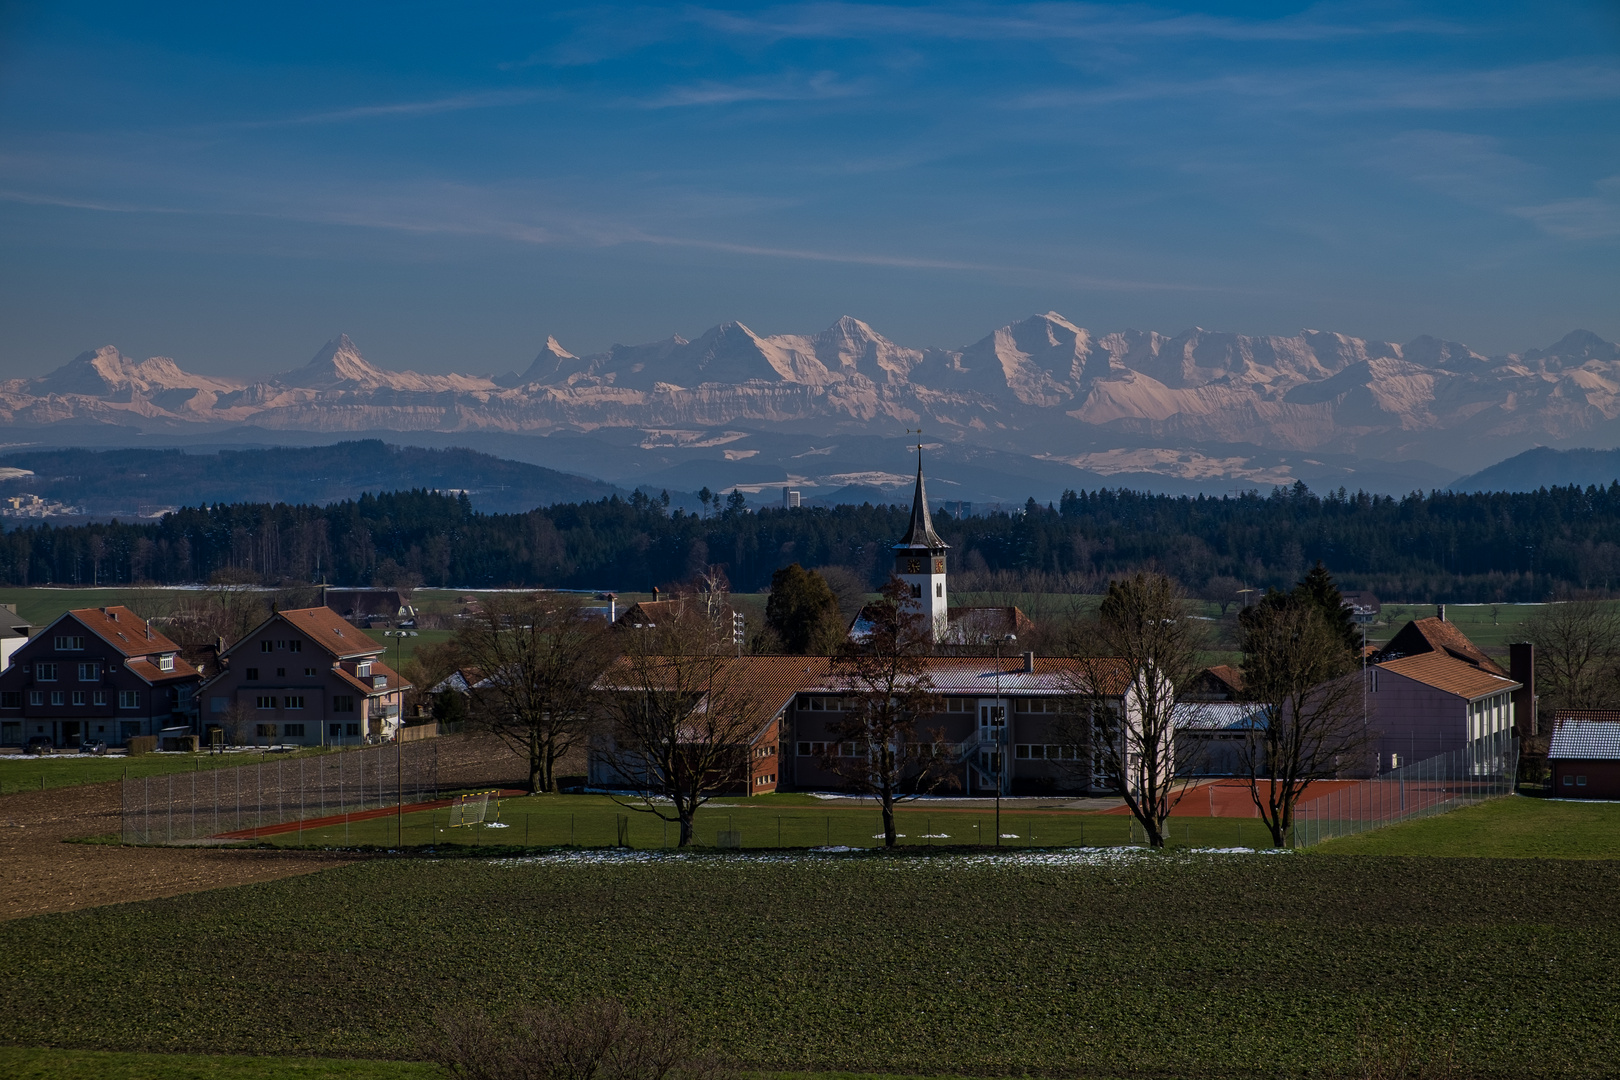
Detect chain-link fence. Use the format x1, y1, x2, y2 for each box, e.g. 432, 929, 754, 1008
1290, 732, 1518, 848
121, 741, 440, 844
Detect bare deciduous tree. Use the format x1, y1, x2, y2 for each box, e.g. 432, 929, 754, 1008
598, 600, 769, 846
1525, 598, 1620, 712
455, 592, 613, 794
1061, 572, 1207, 847
819, 577, 957, 847
425, 999, 733, 1080
1238, 601, 1370, 847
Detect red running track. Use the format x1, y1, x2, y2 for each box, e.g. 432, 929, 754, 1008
212, 789, 529, 840
1099, 779, 1367, 817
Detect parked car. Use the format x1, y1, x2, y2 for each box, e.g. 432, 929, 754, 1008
24, 735, 52, 755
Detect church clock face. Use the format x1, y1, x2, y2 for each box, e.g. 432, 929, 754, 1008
907, 558, 922, 574
933, 558, 945, 574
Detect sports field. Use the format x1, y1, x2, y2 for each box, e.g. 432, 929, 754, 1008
247, 790, 1270, 851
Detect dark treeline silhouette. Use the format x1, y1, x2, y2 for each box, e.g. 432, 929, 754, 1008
3, 480, 1619, 601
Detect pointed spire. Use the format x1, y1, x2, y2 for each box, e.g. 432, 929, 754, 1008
896, 449, 945, 549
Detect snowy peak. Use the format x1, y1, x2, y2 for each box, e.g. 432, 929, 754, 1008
32, 345, 239, 397
808, 315, 924, 381
274, 335, 496, 393
279, 334, 391, 390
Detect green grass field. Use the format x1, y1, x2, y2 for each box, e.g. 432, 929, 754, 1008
257, 791, 1270, 851
1322, 794, 1620, 858
0, 745, 336, 796
0, 853, 1614, 1077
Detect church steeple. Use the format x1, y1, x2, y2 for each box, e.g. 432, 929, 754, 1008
892, 448, 948, 637
896, 453, 945, 549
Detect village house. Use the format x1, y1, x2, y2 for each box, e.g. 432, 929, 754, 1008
197, 606, 411, 746
0, 606, 201, 748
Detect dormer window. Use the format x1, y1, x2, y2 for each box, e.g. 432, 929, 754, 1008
356, 661, 372, 678
157, 654, 175, 672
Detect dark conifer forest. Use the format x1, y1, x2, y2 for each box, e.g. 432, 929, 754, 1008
2, 480, 1618, 602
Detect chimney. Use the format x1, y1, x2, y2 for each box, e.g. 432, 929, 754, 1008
1437, 604, 1446, 622
1022, 650, 1035, 674
1510, 642, 1537, 737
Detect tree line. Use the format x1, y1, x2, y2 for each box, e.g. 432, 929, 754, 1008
6, 479, 1620, 601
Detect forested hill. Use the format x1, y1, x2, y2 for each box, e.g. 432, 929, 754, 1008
0, 441, 621, 516
3, 481, 1619, 602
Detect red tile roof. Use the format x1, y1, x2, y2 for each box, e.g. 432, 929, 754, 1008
1376, 617, 1506, 675
125, 656, 202, 685
274, 607, 384, 659
332, 660, 410, 696
1378, 652, 1519, 700
68, 606, 180, 657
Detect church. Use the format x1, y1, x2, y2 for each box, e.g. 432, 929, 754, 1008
851, 453, 1034, 648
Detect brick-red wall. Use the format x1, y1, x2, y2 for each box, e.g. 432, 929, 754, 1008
1551, 760, 1620, 799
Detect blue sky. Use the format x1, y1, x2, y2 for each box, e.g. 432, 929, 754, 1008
0, 1, 1616, 378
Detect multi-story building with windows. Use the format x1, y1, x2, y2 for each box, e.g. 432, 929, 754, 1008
197, 606, 410, 746
0, 606, 201, 748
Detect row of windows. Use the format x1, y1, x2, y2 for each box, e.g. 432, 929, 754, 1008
2, 689, 139, 708
798, 694, 1067, 713
796, 741, 950, 758
33, 662, 104, 682
752, 745, 777, 759
260, 639, 304, 653
248, 722, 363, 738
1015, 744, 1080, 760
244, 667, 321, 680
224, 694, 354, 713
753, 773, 776, 786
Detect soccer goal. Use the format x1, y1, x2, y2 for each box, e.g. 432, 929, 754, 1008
447, 790, 495, 828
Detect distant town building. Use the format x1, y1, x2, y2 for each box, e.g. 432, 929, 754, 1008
321, 587, 415, 627
781, 487, 802, 509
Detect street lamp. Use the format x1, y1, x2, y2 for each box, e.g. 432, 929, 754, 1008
383, 630, 418, 725
993, 632, 1016, 847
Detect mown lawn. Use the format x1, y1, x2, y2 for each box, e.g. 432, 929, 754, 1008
0, 852, 1613, 1078
1322, 794, 1620, 858
257, 791, 1273, 851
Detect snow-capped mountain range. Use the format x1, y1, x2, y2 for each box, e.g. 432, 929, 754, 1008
5, 314, 1619, 483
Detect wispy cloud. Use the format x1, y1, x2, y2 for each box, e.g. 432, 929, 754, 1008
691, 2, 1467, 45
639, 71, 866, 109
229, 89, 551, 129
1514, 177, 1620, 240
1012, 61, 1620, 113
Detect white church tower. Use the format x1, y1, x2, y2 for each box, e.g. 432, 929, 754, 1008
893, 453, 949, 640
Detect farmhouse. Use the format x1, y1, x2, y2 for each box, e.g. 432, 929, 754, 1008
0, 606, 201, 748
588, 652, 1127, 797
198, 606, 411, 746
1547, 711, 1620, 798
